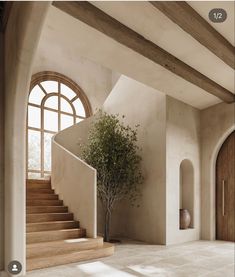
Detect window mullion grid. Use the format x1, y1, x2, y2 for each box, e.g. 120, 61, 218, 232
27, 75, 91, 179
73, 99, 76, 125
41, 102, 45, 179
71, 95, 78, 103
28, 126, 55, 134
38, 83, 47, 95
26, 107, 29, 179
58, 81, 61, 131
29, 101, 87, 119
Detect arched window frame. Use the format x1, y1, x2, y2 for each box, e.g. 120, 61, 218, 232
26, 71, 92, 179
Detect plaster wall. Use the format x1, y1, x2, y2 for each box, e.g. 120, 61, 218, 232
51, 75, 213, 246
42, 6, 222, 109
54, 117, 94, 157
166, 96, 200, 245
200, 102, 235, 240
4, 2, 50, 275
52, 139, 97, 238
0, 31, 4, 271
33, 38, 113, 113
53, 116, 101, 239
53, 75, 167, 244
103, 76, 167, 244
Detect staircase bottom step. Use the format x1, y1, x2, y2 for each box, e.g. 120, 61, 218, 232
27, 228, 86, 244
27, 237, 104, 259
27, 242, 114, 271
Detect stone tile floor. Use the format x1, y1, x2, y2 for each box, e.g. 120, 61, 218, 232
27, 239, 234, 277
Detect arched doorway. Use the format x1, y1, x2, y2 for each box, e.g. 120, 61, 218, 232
216, 131, 235, 241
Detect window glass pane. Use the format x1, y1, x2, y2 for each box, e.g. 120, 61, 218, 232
41, 81, 58, 94
60, 98, 73, 114
28, 172, 41, 179
45, 96, 58, 110
61, 114, 74, 130
44, 133, 53, 171
73, 98, 86, 117
61, 84, 76, 100
44, 110, 58, 132
76, 118, 83, 123
28, 130, 40, 170
29, 85, 45, 105
28, 106, 41, 128
27, 76, 90, 178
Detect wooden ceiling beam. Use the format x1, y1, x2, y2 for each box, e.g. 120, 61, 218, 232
53, 1, 235, 103
150, 1, 235, 70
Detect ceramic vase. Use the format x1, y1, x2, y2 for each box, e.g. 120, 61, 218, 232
180, 209, 191, 229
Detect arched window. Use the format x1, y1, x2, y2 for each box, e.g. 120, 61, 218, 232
27, 71, 92, 179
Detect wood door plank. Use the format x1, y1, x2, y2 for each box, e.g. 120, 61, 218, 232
216, 131, 235, 242
227, 132, 235, 241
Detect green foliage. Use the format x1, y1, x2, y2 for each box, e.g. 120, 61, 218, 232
81, 111, 143, 210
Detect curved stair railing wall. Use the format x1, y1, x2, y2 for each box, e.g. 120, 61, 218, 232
52, 116, 97, 238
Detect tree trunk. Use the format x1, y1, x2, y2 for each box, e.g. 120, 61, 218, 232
104, 209, 111, 242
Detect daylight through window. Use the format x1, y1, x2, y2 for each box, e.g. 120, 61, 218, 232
27, 72, 91, 179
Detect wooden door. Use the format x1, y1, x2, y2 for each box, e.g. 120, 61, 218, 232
216, 131, 235, 241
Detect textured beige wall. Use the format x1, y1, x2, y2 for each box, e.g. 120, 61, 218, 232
54, 117, 94, 156
4, 2, 50, 275
0, 32, 4, 271
53, 75, 227, 246
52, 116, 111, 239
33, 36, 113, 113
103, 76, 167, 244
200, 102, 235, 240
166, 97, 201, 244
53, 75, 167, 244
52, 140, 97, 238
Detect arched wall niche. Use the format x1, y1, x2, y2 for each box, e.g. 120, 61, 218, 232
179, 159, 194, 228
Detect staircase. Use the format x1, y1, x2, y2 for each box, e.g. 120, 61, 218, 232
26, 179, 114, 271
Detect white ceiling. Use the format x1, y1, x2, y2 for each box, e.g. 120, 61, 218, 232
36, 2, 234, 110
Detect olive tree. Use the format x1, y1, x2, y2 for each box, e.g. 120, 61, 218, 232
81, 111, 143, 242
